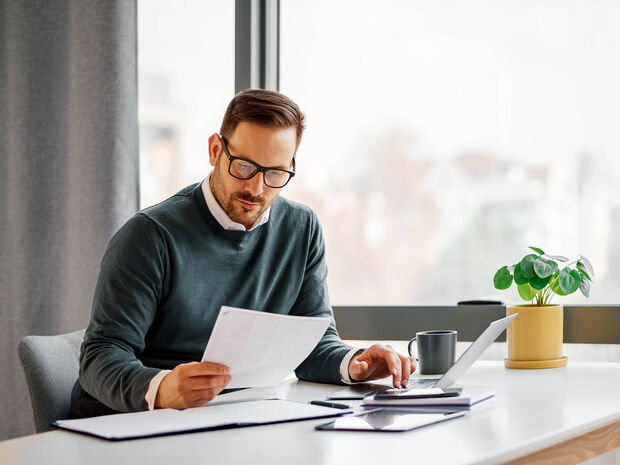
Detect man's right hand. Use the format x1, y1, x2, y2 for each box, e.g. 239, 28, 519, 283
155, 361, 231, 409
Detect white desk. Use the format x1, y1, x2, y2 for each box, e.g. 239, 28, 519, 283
2, 361, 620, 465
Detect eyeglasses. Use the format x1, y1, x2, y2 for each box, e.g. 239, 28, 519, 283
219, 136, 296, 188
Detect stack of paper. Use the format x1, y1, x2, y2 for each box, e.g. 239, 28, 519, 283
362, 388, 495, 410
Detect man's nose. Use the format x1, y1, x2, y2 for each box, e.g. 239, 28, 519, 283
245, 172, 264, 196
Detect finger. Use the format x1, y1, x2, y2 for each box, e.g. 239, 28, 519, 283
186, 374, 232, 391
385, 351, 402, 388
183, 361, 230, 377
349, 359, 369, 380
188, 387, 226, 407
399, 354, 412, 386
410, 356, 417, 372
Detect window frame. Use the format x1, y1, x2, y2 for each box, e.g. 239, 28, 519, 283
235, 0, 279, 92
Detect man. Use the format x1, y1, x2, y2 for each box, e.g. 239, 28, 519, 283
72, 89, 415, 417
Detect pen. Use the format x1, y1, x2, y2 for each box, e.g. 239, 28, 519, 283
310, 400, 351, 410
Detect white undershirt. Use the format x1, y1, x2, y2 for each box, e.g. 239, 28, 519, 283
144, 175, 359, 410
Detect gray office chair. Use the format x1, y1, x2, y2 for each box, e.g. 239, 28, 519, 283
18, 329, 86, 433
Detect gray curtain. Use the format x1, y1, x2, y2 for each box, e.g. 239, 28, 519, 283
0, 0, 138, 439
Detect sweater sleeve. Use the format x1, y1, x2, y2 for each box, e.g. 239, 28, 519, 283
79, 214, 167, 412
291, 212, 353, 384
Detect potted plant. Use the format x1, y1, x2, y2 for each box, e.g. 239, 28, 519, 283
493, 246, 594, 369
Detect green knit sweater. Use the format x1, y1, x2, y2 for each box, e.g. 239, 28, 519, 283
78, 183, 353, 412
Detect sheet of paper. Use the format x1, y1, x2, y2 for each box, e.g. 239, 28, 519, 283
185, 399, 342, 424
54, 400, 344, 440
201, 306, 330, 388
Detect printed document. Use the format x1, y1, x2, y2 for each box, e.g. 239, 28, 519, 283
201, 306, 331, 389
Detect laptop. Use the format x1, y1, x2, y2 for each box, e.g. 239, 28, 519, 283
328, 313, 517, 400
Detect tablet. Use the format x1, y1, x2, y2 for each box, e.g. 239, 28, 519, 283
315, 409, 466, 432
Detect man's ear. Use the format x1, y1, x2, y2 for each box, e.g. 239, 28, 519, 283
208, 133, 221, 167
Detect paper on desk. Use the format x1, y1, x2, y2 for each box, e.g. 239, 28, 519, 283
201, 306, 331, 389
54, 399, 345, 440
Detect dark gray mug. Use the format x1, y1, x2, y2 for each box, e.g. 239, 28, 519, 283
408, 330, 457, 375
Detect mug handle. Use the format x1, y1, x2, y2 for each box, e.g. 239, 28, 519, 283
408, 337, 418, 360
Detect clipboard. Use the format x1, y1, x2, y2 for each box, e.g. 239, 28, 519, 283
53, 399, 350, 440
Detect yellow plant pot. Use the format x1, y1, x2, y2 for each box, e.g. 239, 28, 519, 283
504, 304, 568, 369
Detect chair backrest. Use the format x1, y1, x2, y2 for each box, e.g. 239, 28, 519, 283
18, 329, 86, 433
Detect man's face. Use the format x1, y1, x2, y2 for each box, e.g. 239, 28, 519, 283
209, 121, 297, 229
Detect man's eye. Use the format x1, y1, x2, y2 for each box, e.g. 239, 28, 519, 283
237, 162, 255, 174
232, 159, 257, 178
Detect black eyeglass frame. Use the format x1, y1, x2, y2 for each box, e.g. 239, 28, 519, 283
219, 135, 296, 188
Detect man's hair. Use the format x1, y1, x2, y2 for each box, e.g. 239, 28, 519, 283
220, 89, 306, 150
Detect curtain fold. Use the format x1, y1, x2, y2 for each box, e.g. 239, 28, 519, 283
0, 0, 139, 439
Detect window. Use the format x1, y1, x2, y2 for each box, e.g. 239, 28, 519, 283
138, 0, 234, 209
280, 0, 620, 304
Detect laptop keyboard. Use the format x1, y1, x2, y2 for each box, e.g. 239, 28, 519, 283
327, 377, 442, 399
405, 378, 440, 389
374, 378, 440, 394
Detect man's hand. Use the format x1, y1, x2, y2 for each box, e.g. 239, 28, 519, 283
348, 344, 416, 388
155, 361, 231, 409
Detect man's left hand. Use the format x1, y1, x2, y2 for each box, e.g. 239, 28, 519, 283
348, 344, 416, 388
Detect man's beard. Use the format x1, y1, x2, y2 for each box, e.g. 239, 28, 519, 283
224, 192, 267, 226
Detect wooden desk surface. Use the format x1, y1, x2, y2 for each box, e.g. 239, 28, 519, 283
2, 361, 620, 465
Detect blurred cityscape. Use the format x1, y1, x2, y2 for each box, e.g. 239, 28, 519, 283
138, 0, 620, 305
287, 133, 619, 304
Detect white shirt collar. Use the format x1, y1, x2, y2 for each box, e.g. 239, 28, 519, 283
201, 173, 270, 231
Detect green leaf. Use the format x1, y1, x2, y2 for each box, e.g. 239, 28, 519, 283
533, 257, 558, 278
579, 254, 595, 278
529, 246, 545, 255
493, 266, 513, 290
517, 283, 537, 301
529, 274, 552, 290
559, 268, 581, 294
579, 278, 591, 298
513, 263, 528, 285
520, 254, 538, 279
548, 255, 569, 262
576, 267, 592, 282
550, 277, 567, 296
